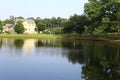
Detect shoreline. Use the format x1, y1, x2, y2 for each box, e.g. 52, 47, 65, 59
0, 34, 120, 44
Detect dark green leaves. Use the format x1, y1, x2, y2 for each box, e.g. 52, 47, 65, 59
14, 21, 25, 34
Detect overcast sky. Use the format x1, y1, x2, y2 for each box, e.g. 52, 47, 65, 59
0, 0, 88, 20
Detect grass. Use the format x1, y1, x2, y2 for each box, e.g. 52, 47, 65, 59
0, 34, 62, 39
0, 33, 119, 43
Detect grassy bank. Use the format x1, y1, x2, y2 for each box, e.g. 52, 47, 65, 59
0, 34, 120, 44
0, 34, 62, 39
60, 33, 120, 44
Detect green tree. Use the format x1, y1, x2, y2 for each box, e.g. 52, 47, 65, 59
36, 22, 46, 33
14, 21, 25, 34
84, 0, 103, 34
84, 0, 120, 34
15, 16, 24, 19
35, 17, 67, 34
62, 14, 87, 34
0, 20, 3, 33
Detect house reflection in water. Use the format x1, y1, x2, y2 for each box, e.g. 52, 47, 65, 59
1, 38, 37, 56
22, 39, 37, 55
2, 38, 14, 47
1, 38, 15, 55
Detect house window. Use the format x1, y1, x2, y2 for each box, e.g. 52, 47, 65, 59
34, 28, 37, 31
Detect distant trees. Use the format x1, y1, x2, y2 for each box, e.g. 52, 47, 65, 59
0, 20, 3, 33
4, 16, 15, 24
14, 21, 25, 34
15, 16, 24, 19
36, 22, 46, 33
1, 0, 120, 35
62, 14, 88, 34
35, 17, 67, 33
62, 0, 120, 35
1, 16, 67, 34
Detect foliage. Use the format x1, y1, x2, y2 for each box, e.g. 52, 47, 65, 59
84, 0, 120, 35
1, 0, 120, 36
36, 21, 46, 33
0, 20, 3, 33
93, 26, 107, 35
35, 17, 67, 29
14, 21, 25, 34
15, 16, 24, 19
4, 16, 15, 24
62, 14, 88, 34
43, 27, 63, 34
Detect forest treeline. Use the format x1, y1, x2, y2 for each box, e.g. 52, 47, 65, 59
0, 0, 120, 35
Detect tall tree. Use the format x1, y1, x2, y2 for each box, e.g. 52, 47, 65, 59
63, 14, 87, 34
0, 20, 3, 33
84, 0, 120, 34
14, 21, 25, 34
36, 22, 46, 33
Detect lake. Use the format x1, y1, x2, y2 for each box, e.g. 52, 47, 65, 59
0, 38, 120, 80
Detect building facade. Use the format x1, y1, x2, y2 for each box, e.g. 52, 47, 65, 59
22, 19, 37, 34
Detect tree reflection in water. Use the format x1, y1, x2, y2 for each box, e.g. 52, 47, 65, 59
66, 41, 120, 80
14, 39, 24, 48
1, 38, 120, 79
0, 39, 2, 47
36, 39, 120, 80
81, 44, 120, 80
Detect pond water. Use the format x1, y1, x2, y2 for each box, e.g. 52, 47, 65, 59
0, 38, 120, 80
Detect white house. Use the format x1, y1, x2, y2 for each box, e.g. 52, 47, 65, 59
2, 24, 14, 33
14, 18, 37, 34
22, 19, 37, 34
3, 18, 37, 34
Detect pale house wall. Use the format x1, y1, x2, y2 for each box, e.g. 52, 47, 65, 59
22, 19, 37, 34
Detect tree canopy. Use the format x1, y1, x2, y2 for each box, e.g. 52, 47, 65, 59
1, 0, 120, 35
62, 14, 88, 34
0, 20, 3, 33
84, 0, 120, 34
14, 21, 25, 34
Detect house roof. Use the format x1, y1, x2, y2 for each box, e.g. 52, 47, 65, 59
15, 19, 25, 22
15, 19, 36, 25
24, 19, 36, 25
3, 24, 13, 28
15, 19, 25, 25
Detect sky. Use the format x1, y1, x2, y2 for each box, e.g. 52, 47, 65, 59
0, 0, 88, 20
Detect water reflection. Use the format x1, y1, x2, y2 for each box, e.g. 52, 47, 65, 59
14, 39, 38, 55
0, 39, 2, 47
22, 39, 37, 55
14, 39, 24, 48
2, 38, 14, 47
0, 38, 120, 80
80, 43, 120, 80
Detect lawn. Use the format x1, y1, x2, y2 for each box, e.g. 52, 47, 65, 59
0, 34, 119, 44
0, 34, 62, 39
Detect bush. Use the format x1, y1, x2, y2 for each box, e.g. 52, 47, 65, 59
43, 27, 63, 34
14, 21, 25, 34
